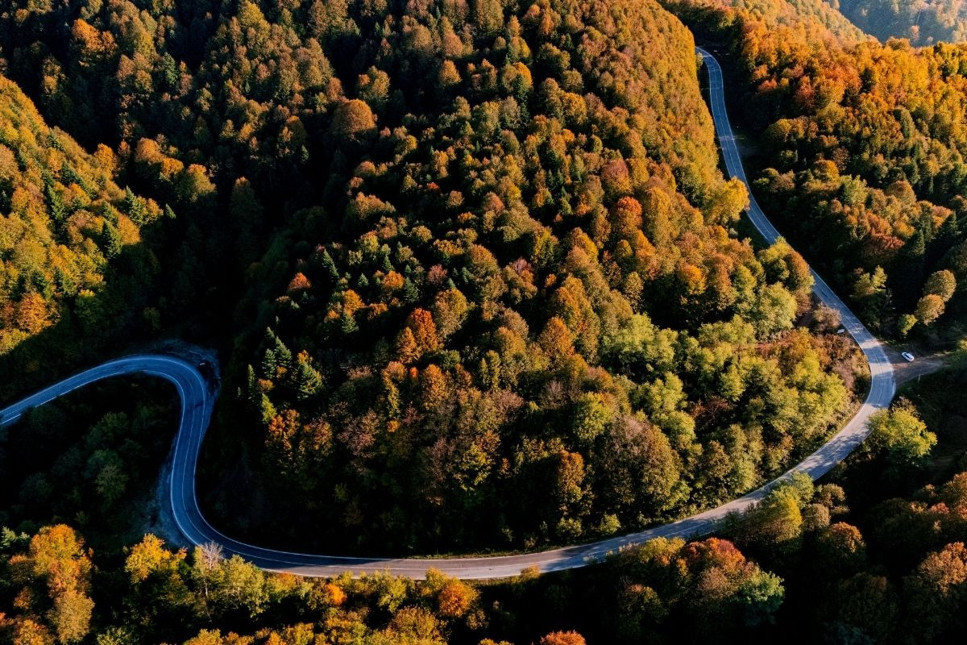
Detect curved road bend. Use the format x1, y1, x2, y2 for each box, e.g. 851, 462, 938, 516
0, 49, 896, 580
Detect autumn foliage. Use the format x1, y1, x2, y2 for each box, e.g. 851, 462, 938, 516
668, 0, 967, 336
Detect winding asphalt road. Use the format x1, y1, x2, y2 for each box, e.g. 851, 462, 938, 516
0, 49, 896, 580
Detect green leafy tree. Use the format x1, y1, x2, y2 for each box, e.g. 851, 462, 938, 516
867, 404, 936, 470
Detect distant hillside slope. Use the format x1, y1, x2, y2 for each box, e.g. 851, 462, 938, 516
0, 73, 161, 384
669, 0, 868, 41
830, 0, 967, 45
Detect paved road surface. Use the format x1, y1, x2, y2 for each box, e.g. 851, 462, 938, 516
0, 49, 896, 580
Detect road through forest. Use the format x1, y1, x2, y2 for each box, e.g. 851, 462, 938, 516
0, 49, 897, 580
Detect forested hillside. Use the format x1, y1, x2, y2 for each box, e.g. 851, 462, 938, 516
0, 0, 863, 553
7, 0, 967, 640
830, 0, 967, 45
698, 0, 867, 38
666, 0, 967, 340
178, 0, 863, 554
0, 74, 162, 393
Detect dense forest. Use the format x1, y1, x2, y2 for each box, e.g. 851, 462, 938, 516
0, 379, 789, 644
9, 0, 967, 640
0, 72, 164, 398
0, 380, 179, 551
829, 0, 967, 45
0, 0, 864, 552
665, 0, 967, 341
0, 524, 786, 644
199, 0, 860, 553
3, 356, 967, 644
697, 0, 866, 38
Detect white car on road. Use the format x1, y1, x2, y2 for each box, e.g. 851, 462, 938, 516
901, 352, 915, 362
